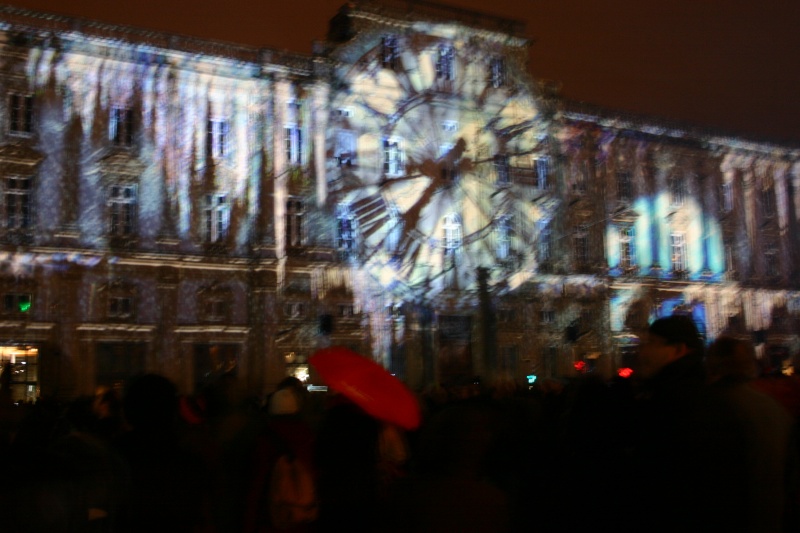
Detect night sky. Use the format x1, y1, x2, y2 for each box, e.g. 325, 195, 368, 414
4, 0, 799, 143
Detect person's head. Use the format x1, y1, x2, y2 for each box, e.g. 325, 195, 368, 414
268, 387, 300, 415
638, 315, 704, 379
122, 374, 179, 432
705, 336, 758, 382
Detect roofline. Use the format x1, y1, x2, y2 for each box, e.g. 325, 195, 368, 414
0, 3, 316, 73
343, 0, 527, 39
561, 99, 800, 155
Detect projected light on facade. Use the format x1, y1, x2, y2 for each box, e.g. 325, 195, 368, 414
0, 2, 795, 397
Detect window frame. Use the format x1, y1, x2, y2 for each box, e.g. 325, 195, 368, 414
436, 45, 456, 81
619, 225, 636, 270
336, 203, 358, 258
574, 224, 590, 267
204, 193, 230, 244
207, 118, 230, 159
670, 232, 687, 273
285, 124, 303, 166
669, 175, 686, 207
108, 183, 137, 237
381, 35, 399, 70
8, 93, 34, 136
285, 198, 305, 248
383, 137, 405, 176
3, 292, 32, 316
538, 220, 552, 263
4, 175, 32, 231
110, 106, 134, 147
108, 295, 134, 319
496, 215, 513, 261
443, 212, 462, 261
617, 170, 632, 203
489, 56, 505, 88
335, 129, 357, 168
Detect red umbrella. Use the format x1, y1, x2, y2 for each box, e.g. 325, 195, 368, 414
309, 346, 421, 430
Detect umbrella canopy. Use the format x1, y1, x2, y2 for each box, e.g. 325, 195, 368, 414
309, 346, 421, 430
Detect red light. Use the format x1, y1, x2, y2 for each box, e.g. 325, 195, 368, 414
573, 361, 586, 371
617, 367, 634, 378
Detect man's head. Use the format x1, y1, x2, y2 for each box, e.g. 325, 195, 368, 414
638, 315, 704, 379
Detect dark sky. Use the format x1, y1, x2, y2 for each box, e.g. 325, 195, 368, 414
5, 0, 800, 143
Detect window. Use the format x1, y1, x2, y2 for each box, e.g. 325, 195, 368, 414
382, 36, 399, 70
579, 309, 594, 332
720, 182, 733, 212
495, 154, 510, 185
540, 309, 555, 324
4, 176, 31, 230
338, 304, 356, 317
765, 246, 780, 278
619, 226, 636, 269
334, 107, 353, 119
573, 161, 589, 194
669, 175, 685, 207
205, 298, 228, 321
285, 125, 303, 165
725, 244, 735, 273
762, 185, 775, 218
284, 302, 306, 318
285, 199, 304, 248
336, 203, 357, 258
335, 130, 357, 167
109, 184, 136, 236
383, 137, 404, 176
441, 120, 458, 133
443, 213, 462, 261
8, 93, 33, 135
207, 119, 229, 158
670, 233, 686, 272
108, 296, 133, 319
110, 106, 134, 147
498, 345, 518, 375
439, 144, 459, 183
386, 203, 402, 253
489, 56, 505, 88
436, 45, 455, 81
538, 220, 552, 262
496, 215, 512, 261
497, 308, 514, 324
204, 193, 229, 243
534, 157, 549, 190
617, 171, 632, 202
574, 224, 589, 267
3, 293, 31, 315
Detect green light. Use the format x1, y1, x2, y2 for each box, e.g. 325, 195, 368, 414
526, 374, 537, 384
18, 298, 30, 313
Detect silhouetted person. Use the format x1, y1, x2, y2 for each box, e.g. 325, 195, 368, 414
113, 373, 212, 532
705, 336, 800, 532
619, 315, 736, 532
313, 400, 394, 533
384, 399, 510, 533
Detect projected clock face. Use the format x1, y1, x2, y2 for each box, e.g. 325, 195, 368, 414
329, 35, 552, 300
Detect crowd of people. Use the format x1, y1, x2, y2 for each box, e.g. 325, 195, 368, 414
0, 315, 799, 532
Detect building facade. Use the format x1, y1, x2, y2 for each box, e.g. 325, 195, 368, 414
0, 1, 797, 400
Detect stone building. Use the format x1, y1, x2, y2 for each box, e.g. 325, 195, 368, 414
0, 1, 796, 400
